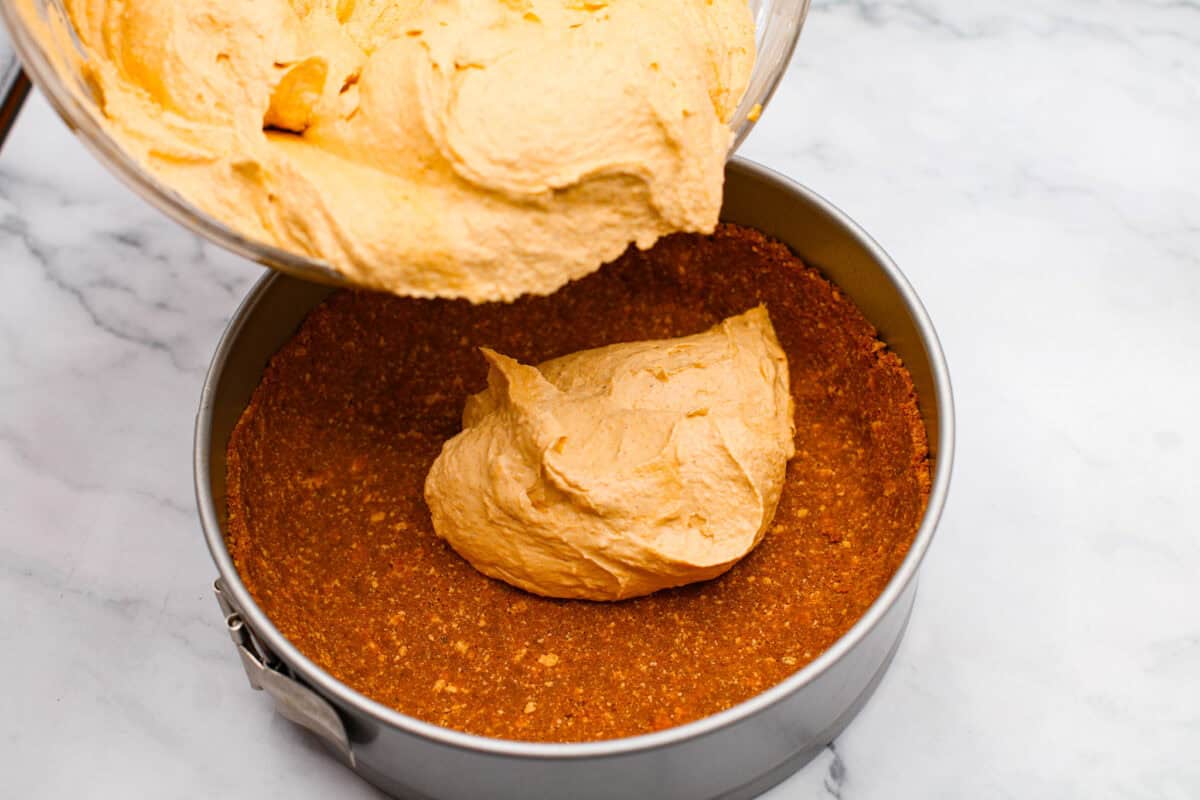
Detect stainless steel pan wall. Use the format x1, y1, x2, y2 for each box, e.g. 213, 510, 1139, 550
195, 158, 953, 800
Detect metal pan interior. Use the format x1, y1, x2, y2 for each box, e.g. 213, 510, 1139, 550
194, 157, 953, 799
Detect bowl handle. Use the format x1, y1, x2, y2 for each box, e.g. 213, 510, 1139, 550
1, 64, 31, 150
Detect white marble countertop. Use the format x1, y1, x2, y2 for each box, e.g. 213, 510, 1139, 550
2, 1, 1198, 797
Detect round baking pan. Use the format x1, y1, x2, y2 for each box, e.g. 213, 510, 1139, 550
195, 157, 954, 800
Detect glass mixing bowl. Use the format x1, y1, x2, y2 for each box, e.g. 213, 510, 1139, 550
1, 0, 809, 288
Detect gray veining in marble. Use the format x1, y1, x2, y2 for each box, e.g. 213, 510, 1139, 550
2, 1, 1198, 797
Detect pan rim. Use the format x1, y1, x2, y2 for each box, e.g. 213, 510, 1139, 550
193, 156, 955, 761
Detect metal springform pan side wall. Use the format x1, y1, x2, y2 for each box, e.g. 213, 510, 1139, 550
195, 158, 954, 800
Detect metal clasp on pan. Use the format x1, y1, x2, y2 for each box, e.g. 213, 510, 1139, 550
213, 578, 356, 768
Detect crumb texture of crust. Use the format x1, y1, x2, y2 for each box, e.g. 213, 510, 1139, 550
225, 223, 932, 743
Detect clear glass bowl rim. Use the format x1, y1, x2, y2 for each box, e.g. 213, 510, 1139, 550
1, 0, 810, 288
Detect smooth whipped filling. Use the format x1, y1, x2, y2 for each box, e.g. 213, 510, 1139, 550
49, 0, 755, 301
424, 307, 796, 601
